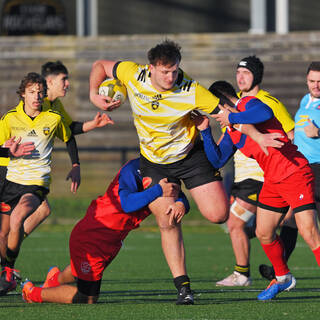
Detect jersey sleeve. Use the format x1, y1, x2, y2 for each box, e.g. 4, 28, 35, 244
263, 96, 294, 133
229, 99, 274, 124
118, 160, 163, 213
55, 100, 73, 127
0, 118, 11, 146
55, 116, 72, 142
201, 127, 236, 168
114, 61, 138, 86
195, 84, 220, 114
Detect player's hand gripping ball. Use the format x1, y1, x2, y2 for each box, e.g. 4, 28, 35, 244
98, 78, 127, 105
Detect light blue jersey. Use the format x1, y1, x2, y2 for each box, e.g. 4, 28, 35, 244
294, 93, 320, 164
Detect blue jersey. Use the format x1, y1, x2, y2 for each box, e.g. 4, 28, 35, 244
294, 93, 320, 164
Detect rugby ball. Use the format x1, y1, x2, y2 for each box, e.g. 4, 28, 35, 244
98, 78, 127, 105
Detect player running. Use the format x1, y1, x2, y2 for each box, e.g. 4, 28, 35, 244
21, 158, 190, 304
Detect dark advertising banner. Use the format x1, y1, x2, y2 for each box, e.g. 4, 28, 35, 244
1, 0, 67, 35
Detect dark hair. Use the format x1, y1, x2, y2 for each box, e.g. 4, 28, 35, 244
17, 72, 47, 100
237, 55, 264, 89
147, 40, 181, 66
41, 61, 68, 78
209, 81, 237, 107
307, 61, 320, 74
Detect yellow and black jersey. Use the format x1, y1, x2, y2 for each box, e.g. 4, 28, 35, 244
115, 61, 219, 164
0, 101, 71, 188
234, 89, 295, 183
42, 97, 73, 126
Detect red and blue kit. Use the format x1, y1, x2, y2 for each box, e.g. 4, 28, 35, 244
201, 96, 315, 213
70, 158, 189, 281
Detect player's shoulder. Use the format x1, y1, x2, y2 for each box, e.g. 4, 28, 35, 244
0, 104, 19, 121
299, 93, 311, 107
256, 89, 281, 105
120, 158, 140, 175
176, 68, 197, 92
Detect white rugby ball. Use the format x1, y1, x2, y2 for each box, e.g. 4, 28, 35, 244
98, 78, 127, 105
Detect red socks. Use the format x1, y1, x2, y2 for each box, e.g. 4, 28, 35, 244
261, 236, 290, 276
312, 246, 320, 267
30, 287, 43, 303
48, 271, 61, 288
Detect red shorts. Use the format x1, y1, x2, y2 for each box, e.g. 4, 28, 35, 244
69, 218, 128, 282
258, 165, 316, 214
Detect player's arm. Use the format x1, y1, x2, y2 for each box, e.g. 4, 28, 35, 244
213, 99, 274, 127
192, 112, 236, 168
56, 117, 81, 193
89, 60, 121, 111
65, 136, 81, 193
3, 137, 35, 158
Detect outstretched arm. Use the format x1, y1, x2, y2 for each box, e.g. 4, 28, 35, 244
89, 60, 122, 111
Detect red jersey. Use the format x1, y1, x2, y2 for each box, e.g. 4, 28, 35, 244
228, 96, 309, 183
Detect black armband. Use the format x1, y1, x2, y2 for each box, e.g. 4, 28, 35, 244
69, 121, 84, 135
66, 136, 80, 165
0, 147, 9, 158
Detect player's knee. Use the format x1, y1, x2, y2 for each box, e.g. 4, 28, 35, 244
255, 228, 274, 243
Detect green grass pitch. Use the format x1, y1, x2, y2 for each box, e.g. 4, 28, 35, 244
1, 202, 320, 320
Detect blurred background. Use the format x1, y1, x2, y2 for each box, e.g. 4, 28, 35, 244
0, 0, 319, 212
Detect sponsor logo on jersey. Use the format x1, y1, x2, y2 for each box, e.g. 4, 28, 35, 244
299, 193, 304, 200
27, 129, 37, 137
43, 127, 50, 135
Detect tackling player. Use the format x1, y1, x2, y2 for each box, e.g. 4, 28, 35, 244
193, 81, 320, 301
21, 158, 190, 304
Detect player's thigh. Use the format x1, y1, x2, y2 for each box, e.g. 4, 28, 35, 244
189, 180, 229, 223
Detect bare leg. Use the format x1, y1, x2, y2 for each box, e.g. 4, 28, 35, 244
7, 194, 40, 253
148, 196, 186, 278
189, 181, 229, 223
0, 214, 10, 259
23, 199, 51, 235
295, 209, 320, 250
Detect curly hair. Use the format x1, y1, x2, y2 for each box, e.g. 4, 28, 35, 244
147, 39, 181, 66
16, 72, 47, 100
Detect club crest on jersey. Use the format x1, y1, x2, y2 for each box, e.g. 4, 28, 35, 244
151, 101, 159, 110
80, 261, 91, 274
43, 127, 50, 135
27, 129, 37, 137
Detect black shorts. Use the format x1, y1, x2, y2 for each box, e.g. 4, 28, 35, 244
77, 278, 101, 297
310, 163, 320, 202
231, 179, 263, 206
140, 141, 222, 190
0, 179, 49, 215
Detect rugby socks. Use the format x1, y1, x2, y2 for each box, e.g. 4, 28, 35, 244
280, 226, 298, 261
260, 235, 290, 276
4, 248, 19, 268
47, 271, 61, 288
29, 286, 43, 303
312, 246, 320, 267
174, 275, 191, 292
234, 264, 250, 277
